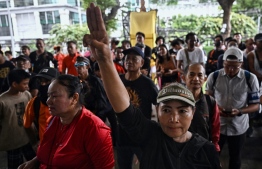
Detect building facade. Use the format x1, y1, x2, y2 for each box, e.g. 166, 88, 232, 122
0, 0, 86, 51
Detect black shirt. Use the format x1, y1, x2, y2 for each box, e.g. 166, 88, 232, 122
29, 51, 57, 73
116, 104, 221, 169
0, 61, 15, 93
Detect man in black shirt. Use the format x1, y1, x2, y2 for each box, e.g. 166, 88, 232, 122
29, 39, 57, 73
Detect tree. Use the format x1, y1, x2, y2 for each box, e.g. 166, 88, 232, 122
159, 13, 256, 40
234, 0, 262, 13
149, 0, 178, 5
47, 24, 89, 48
217, 0, 235, 38
82, 0, 121, 32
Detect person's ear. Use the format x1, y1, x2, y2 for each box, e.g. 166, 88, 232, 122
204, 75, 207, 82
72, 93, 79, 105
12, 81, 17, 88
141, 58, 144, 67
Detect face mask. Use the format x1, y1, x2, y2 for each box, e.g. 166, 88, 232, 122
215, 41, 221, 47
38, 84, 49, 105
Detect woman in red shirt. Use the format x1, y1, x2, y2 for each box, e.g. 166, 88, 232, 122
19, 75, 114, 169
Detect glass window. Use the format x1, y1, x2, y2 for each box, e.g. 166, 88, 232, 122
54, 11, 60, 23
38, 0, 58, 5
15, 0, 34, 7
67, 0, 77, 6
0, 2, 7, 8
81, 14, 86, 23
69, 12, 79, 24
39, 12, 46, 24
47, 11, 53, 24
0, 15, 8, 27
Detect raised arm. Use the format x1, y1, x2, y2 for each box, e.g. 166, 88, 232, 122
83, 3, 129, 113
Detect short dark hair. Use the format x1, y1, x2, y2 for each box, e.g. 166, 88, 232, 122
4, 51, 12, 55
184, 63, 206, 76
214, 35, 223, 42
8, 69, 30, 86
122, 40, 131, 45
233, 32, 241, 36
136, 32, 145, 38
185, 32, 196, 42
155, 36, 165, 45
56, 74, 84, 105
0, 50, 3, 55
171, 40, 180, 47
36, 38, 45, 44
67, 40, 77, 46
228, 38, 238, 44
21, 45, 30, 50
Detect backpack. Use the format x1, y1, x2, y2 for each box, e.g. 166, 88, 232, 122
212, 69, 252, 91
212, 70, 259, 118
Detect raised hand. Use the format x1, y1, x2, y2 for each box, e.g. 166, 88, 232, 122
83, 3, 111, 61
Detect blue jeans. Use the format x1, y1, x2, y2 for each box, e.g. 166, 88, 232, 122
117, 146, 142, 169
219, 132, 246, 169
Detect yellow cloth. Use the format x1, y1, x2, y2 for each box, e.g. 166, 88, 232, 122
130, 10, 157, 49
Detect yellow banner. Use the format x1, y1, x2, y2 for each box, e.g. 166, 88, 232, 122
130, 10, 157, 49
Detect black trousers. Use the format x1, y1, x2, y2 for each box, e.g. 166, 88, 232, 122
219, 132, 246, 169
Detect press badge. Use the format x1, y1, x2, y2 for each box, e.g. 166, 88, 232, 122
248, 92, 260, 104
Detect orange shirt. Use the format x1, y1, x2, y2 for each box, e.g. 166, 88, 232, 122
62, 53, 80, 76
54, 53, 65, 73
23, 97, 51, 142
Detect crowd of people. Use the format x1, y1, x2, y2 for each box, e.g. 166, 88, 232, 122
0, 2, 262, 169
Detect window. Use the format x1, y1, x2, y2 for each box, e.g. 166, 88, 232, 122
67, 0, 82, 6
15, 0, 34, 7
38, 0, 57, 5
69, 12, 79, 24
0, 2, 7, 8
67, 0, 77, 6
39, 11, 60, 34
0, 15, 10, 36
82, 14, 86, 23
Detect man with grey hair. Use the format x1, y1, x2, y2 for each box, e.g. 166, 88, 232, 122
206, 47, 260, 169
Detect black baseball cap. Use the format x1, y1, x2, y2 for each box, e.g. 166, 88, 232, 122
16, 55, 31, 62
35, 67, 59, 80
123, 46, 144, 58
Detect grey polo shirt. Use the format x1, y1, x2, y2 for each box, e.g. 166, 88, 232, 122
206, 69, 259, 136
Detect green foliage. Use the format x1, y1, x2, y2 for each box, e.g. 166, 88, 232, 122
159, 12, 256, 40
47, 24, 89, 48
233, 0, 262, 13
82, 0, 119, 32
149, 0, 178, 5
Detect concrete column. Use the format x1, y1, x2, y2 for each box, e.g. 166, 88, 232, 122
10, 0, 14, 8
59, 9, 70, 25
33, 0, 38, 6
34, 11, 43, 38
11, 13, 20, 41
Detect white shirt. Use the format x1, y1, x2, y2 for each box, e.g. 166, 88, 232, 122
176, 47, 205, 71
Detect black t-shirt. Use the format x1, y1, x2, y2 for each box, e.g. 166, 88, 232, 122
116, 104, 221, 169
120, 74, 158, 119
117, 74, 158, 146
205, 49, 224, 75
142, 45, 152, 76
0, 61, 15, 93
29, 51, 57, 73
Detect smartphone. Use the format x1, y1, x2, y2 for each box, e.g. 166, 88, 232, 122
222, 110, 232, 114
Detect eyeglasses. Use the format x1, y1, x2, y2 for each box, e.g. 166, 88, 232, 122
224, 64, 241, 70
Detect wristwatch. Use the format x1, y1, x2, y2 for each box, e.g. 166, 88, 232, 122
237, 109, 243, 116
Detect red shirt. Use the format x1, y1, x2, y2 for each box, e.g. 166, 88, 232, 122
37, 108, 114, 169
62, 53, 80, 76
